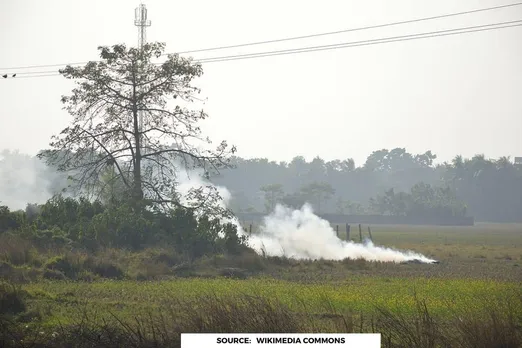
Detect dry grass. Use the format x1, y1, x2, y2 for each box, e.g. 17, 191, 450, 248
1, 290, 520, 348
1, 223, 521, 283
0, 223, 520, 347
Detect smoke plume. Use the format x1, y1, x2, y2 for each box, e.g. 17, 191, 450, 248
176, 174, 437, 264
242, 203, 437, 264
1, 150, 437, 264
0, 150, 66, 210
174, 167, 232, 210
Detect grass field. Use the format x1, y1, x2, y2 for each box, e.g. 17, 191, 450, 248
237, 222, 522, 281
22, 277, 521, 326
1, 223, 521, 347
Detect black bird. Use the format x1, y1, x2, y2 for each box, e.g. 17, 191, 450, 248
12, 74, 16, 77
2, 74, 7, 78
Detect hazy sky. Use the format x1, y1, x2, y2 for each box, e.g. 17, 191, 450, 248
1, 0, 521, 166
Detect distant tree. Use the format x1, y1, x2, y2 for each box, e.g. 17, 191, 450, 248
228, 190, 253, 214
326, 159, 351, 172
495, 156, 512, 169
299, 182, 335, 214
335, 197, 345, 214
260, 184, 285, 213
345, 201, 368, 215
281, 192, 307, 210
307, 156, 326, 181
414, 150, 437, 168
37, 42, 235, 216
387, 148, 416, 171
212, 152, 522, 221
364, 149, 390, 172
369, 188, 400, 215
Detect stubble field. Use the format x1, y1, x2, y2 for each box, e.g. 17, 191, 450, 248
2, 223, 521, 347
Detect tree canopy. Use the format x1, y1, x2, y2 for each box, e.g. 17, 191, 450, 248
37, 42, 236, 216
210, 150, 522, 222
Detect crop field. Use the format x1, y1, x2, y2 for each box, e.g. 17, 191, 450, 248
344, 223, 521, 264
22, 277, 521, 326
234, 222, 522, 281
25, 223, 522, 311
2, 223, 521, 347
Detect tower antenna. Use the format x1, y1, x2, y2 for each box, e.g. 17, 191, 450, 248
134, 3, 151, 155
135, 3, 151, 51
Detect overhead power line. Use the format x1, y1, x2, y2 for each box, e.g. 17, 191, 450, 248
1, 1, 521, 72
10, 74, 61, 79
8, 19, 522, 79
196, 20, 522, 63
171, 1, 522, 55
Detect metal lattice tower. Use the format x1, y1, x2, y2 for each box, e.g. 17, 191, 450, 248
134, 3, 151, 155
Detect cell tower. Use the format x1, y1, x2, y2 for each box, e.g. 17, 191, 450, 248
135, 3, 151, 50
134, 3, 151, 155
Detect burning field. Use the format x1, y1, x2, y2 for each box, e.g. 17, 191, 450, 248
240, 204, 440, 264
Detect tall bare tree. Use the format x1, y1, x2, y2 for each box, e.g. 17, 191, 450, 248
38, 42, 236, 215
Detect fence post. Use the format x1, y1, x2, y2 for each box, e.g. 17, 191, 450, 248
346, 224, 350, 241
359, 224, 362, 242
367, 226, 373, 242
336, 225, 339, 238
249, 224, 252, 235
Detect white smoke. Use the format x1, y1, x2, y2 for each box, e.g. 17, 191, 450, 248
173, 166, 245, 239
241, 203, 438, 264
174, 167, 231, 210
1, 150, 437, 264
175, 174, 438, 264
0, 150, 66, 210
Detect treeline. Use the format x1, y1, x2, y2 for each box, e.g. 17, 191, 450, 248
1, 148, 522, 222
249, 181, 468, 222
0, 196, 246, 258
212, 149, 522, 222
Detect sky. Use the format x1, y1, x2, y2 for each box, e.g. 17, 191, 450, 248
0, 0, 521, 167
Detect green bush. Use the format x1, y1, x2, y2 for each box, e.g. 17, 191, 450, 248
170, 211, 247, 259
142, 248, 183, 267
84, 257, 124, 279
0, 261, 14, 280
42, 269, 66, 280
91, 204, 154, 249
1, 195, 253, 261
0, 206, 23, 233
0, 234, 37, 266
0, 282, 26, 316
32, 226, 72, 248
44, 256, 78, 279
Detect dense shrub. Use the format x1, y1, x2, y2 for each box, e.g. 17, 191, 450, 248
83, 256, 124, 279
44, 255, 80, 279
0, 206, 23, 234
1, 195, 249, 259
0, 282, 26, 316
0, 234, 38, 266
42, 269, 66, 280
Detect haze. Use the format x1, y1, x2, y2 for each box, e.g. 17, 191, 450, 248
1, 0, 521, 166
